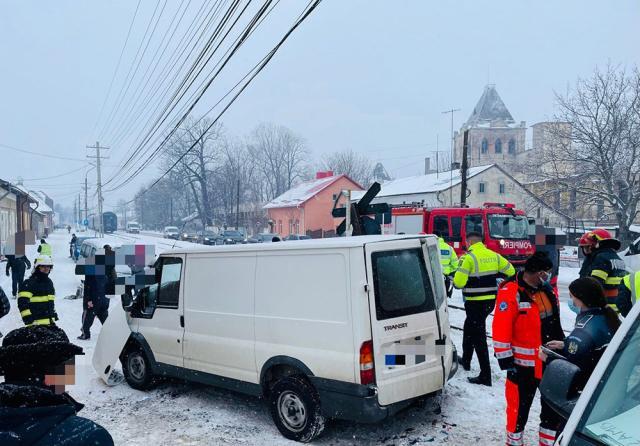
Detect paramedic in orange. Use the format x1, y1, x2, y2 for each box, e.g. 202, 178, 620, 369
492, 252, 565, 446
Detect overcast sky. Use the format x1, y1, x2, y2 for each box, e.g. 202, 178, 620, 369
0, 0, 638, 211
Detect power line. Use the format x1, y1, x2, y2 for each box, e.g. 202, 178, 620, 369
119, 0, 324, 202
90, 0, 142, 140
0, 143, 86, 162
13, 166, 87, 181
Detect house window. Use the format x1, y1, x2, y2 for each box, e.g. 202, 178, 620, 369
479, 182, 486, 193
481, 138, 488, 154
332, 194, 337, 201
278, 220, 282, 234
508, 139, 516, 154
495, 138, 502, 154
499, 183, 505, 194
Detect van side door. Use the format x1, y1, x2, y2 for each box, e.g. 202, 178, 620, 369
136, 255, 185, 368
365, 238, 445, 406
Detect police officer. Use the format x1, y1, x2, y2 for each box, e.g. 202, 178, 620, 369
435, 231, 459, 298
454, 231, 515, 385
616, 271, 640, 317
5, 254, 31, 298
543, 277, 620, 390
37, 238, 52, 256
493, 252, 565, 446
577, 229, 627, 311
17, 256, 58, 326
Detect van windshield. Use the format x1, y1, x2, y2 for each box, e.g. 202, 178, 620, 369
576, 317, 640, 444
371, 248, 436, 320
487, 214, 529, 240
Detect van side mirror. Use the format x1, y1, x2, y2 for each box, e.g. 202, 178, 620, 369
540, 359, 581, 420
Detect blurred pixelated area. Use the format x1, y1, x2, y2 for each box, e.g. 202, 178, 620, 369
75, 244, 156, 294
3, 230, 36, 256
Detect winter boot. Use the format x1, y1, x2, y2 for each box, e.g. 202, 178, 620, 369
467, 374, 492, 386
77, 334, 90, 340
458, 356, 471, 371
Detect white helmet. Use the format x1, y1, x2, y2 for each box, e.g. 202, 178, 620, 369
34, 255, 54, 268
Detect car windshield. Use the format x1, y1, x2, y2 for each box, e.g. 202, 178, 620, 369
576, 317, 640, 444
223, 231, 242, 237
166, 227, 178, 232
487, 214, 529, 240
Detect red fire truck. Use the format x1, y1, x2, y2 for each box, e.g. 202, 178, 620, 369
383, 202, 535, 265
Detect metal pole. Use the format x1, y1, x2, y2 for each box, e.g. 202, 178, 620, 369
442, 108, 460, 206
344, 189, 351, 237
84, 177, 88, 229
236, 178, 240, 230
87, 142, 109, 238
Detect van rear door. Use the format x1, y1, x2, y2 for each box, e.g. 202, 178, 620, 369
364, 237, 445, 406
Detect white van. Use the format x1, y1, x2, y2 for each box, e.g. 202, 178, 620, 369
126, 221, 140, 234
541, 299, 640, 445
97, 235, 457, 442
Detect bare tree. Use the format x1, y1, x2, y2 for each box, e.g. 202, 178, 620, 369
248, 123, 308, 200
163, 119, 223, 227
533, 65, 640, 245
320, 149, 373, 187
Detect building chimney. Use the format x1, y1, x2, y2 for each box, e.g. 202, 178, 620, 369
424, 157, 431, 175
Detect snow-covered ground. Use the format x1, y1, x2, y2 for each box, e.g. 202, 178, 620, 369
0, 231, 584, 445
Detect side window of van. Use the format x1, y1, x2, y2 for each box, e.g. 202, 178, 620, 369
450, 217, 462, 242
464, 215, 484, 237
432, 215, 449, 238
371, 248, 436, 320
157, 257, 182, 309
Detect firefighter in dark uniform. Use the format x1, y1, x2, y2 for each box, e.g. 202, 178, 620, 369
493, 252, 564, 446
543, 277, 620, 390
454, 231, 515, 386
616, 271, 640, 317
577, 229, 627, 311
17, 256, 58, 326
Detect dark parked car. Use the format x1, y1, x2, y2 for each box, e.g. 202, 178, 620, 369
248, 233, 282, 243
180, 231, 199, 242
198, 230, 218, 245
216, 230, 246, 245
283, 234, 311, 241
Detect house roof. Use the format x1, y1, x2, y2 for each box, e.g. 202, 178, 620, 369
351, 165, 494, 200
264, 174, 362, 209
465, 84, 515, 128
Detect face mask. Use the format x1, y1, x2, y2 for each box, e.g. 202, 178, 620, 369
540, 272, 552, 287
567, 299, 580, 315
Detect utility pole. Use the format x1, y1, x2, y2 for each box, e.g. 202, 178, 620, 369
442, 108, 460, 206
87, 142, 110, 237
460, 130, 470, 206
84, 177, 88, 229
235, 179, 240, 230
73, 199, 77, 229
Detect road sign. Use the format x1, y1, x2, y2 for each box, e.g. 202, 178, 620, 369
83, 219, 89, 226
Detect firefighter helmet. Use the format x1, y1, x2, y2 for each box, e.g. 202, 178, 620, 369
34, 255, 54, 268
577, 229, 620, 250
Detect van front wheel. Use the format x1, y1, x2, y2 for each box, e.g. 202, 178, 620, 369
269, 375, 325, 442
122, 347, 155, 390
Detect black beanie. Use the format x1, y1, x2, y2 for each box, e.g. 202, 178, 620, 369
569, 277, 606, 308
524, 252, 553, 273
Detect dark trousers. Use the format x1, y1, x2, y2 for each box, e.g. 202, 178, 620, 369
11, 271, 25, 297
462, 298, 495, 376
81, 304, 109, 338
506, 366, 560, 443
444, 275, 453, 298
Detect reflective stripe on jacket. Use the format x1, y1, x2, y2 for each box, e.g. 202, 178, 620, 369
582, 248, 627, 311
438, 237, 459, 275
17, 273, 57, 326
616, 271, 640, 317
38, 243, 53, 256
492, 273, 564, 380
453, 241, 515, 301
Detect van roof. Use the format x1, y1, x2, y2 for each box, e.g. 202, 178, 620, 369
162, 234, 431, 255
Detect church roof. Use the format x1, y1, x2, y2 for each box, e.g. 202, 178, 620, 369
465, 85, 515, 128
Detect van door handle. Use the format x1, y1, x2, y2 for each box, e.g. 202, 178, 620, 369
180, 315, 184, 327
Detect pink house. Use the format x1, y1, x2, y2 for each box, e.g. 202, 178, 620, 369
264, 172, 364, 238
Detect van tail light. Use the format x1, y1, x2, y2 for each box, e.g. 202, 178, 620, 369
359, 340, 375, 385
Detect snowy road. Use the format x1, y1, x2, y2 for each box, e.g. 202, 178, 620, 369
0, 231, 583, 445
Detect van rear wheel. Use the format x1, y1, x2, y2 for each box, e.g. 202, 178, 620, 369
268, 375, 325, 442
122, 347, 155, 390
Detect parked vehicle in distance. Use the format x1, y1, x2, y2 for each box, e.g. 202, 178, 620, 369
126, 221, 141, 234
284, 234, 312, 241
97, 235, 456, 442
180, 231, 198, 243
163, 226, 180, 240
216, 230, 246, 245
198, 230, 218, 245
540, 299, 640, 445
248, 233, 281, 243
